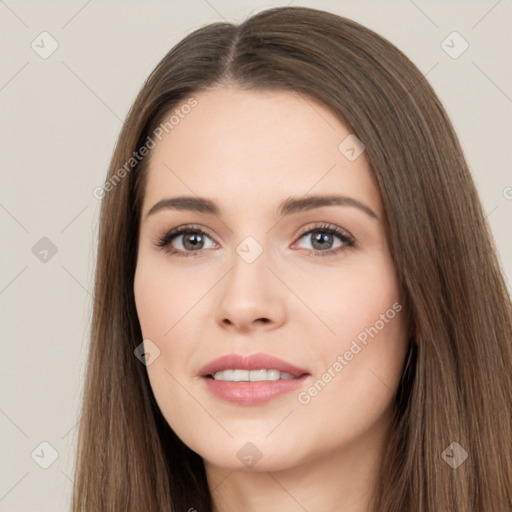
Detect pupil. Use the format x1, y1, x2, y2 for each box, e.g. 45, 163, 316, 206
312, 232, 332, 250
184, 233, 203, 250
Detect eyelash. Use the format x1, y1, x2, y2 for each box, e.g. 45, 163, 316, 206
154, 223, 356, 258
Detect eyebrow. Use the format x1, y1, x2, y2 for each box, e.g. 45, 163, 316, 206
145, 194, 379, 221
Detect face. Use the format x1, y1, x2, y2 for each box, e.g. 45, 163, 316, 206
133, 86, 409, 472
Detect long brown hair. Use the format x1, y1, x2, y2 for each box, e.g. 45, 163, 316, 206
72, 6, 512, 511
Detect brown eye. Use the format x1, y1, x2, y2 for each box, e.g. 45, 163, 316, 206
155, 225, 216, 257
295, 223, 355, 256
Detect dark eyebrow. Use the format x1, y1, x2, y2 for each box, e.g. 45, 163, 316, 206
145, 194, 378, 221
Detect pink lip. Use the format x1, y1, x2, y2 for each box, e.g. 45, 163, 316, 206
199, 353, 310, 406
199, 352, 309, 378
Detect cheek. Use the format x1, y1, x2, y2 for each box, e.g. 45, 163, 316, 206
302, 317, 408, 443
133, 262, 198, 380
134, 253, 164, 335
133, 255, 207, 387
133, 255, 206, 338
133, 260, 200, 431
296, 250, 402, 343
295, 251, 408, 414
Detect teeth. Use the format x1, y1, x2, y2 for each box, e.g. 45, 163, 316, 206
212, 369, 297, 381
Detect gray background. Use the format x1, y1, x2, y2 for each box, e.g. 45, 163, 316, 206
1, 0, 511, 510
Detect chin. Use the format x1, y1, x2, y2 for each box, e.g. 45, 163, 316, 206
203, 447, 302, 472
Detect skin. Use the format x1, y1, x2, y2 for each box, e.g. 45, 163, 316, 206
133, 86, 410, 512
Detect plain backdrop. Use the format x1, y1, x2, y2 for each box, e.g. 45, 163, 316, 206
1, 0, 511, 510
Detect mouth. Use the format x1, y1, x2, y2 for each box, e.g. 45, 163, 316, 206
199, 352, 309, 379
206, 368, 304, 381
199, 353, 311, 405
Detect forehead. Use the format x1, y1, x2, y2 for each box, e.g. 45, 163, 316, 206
141, 87, 382, 217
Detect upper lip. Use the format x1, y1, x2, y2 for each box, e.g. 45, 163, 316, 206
199, 353, 310, 378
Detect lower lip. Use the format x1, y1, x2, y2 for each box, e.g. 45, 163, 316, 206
203, 375, 309, 405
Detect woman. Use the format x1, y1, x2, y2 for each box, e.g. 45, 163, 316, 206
73, 6, 512, 511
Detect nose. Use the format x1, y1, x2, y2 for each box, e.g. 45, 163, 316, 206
215, 245, 287, 332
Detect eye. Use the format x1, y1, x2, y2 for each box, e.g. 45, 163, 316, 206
293, 223, 355, 256
154, 224, 216, 257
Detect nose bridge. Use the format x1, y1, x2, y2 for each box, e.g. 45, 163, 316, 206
215, 231, 286, 329
227, 233, 272, 296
